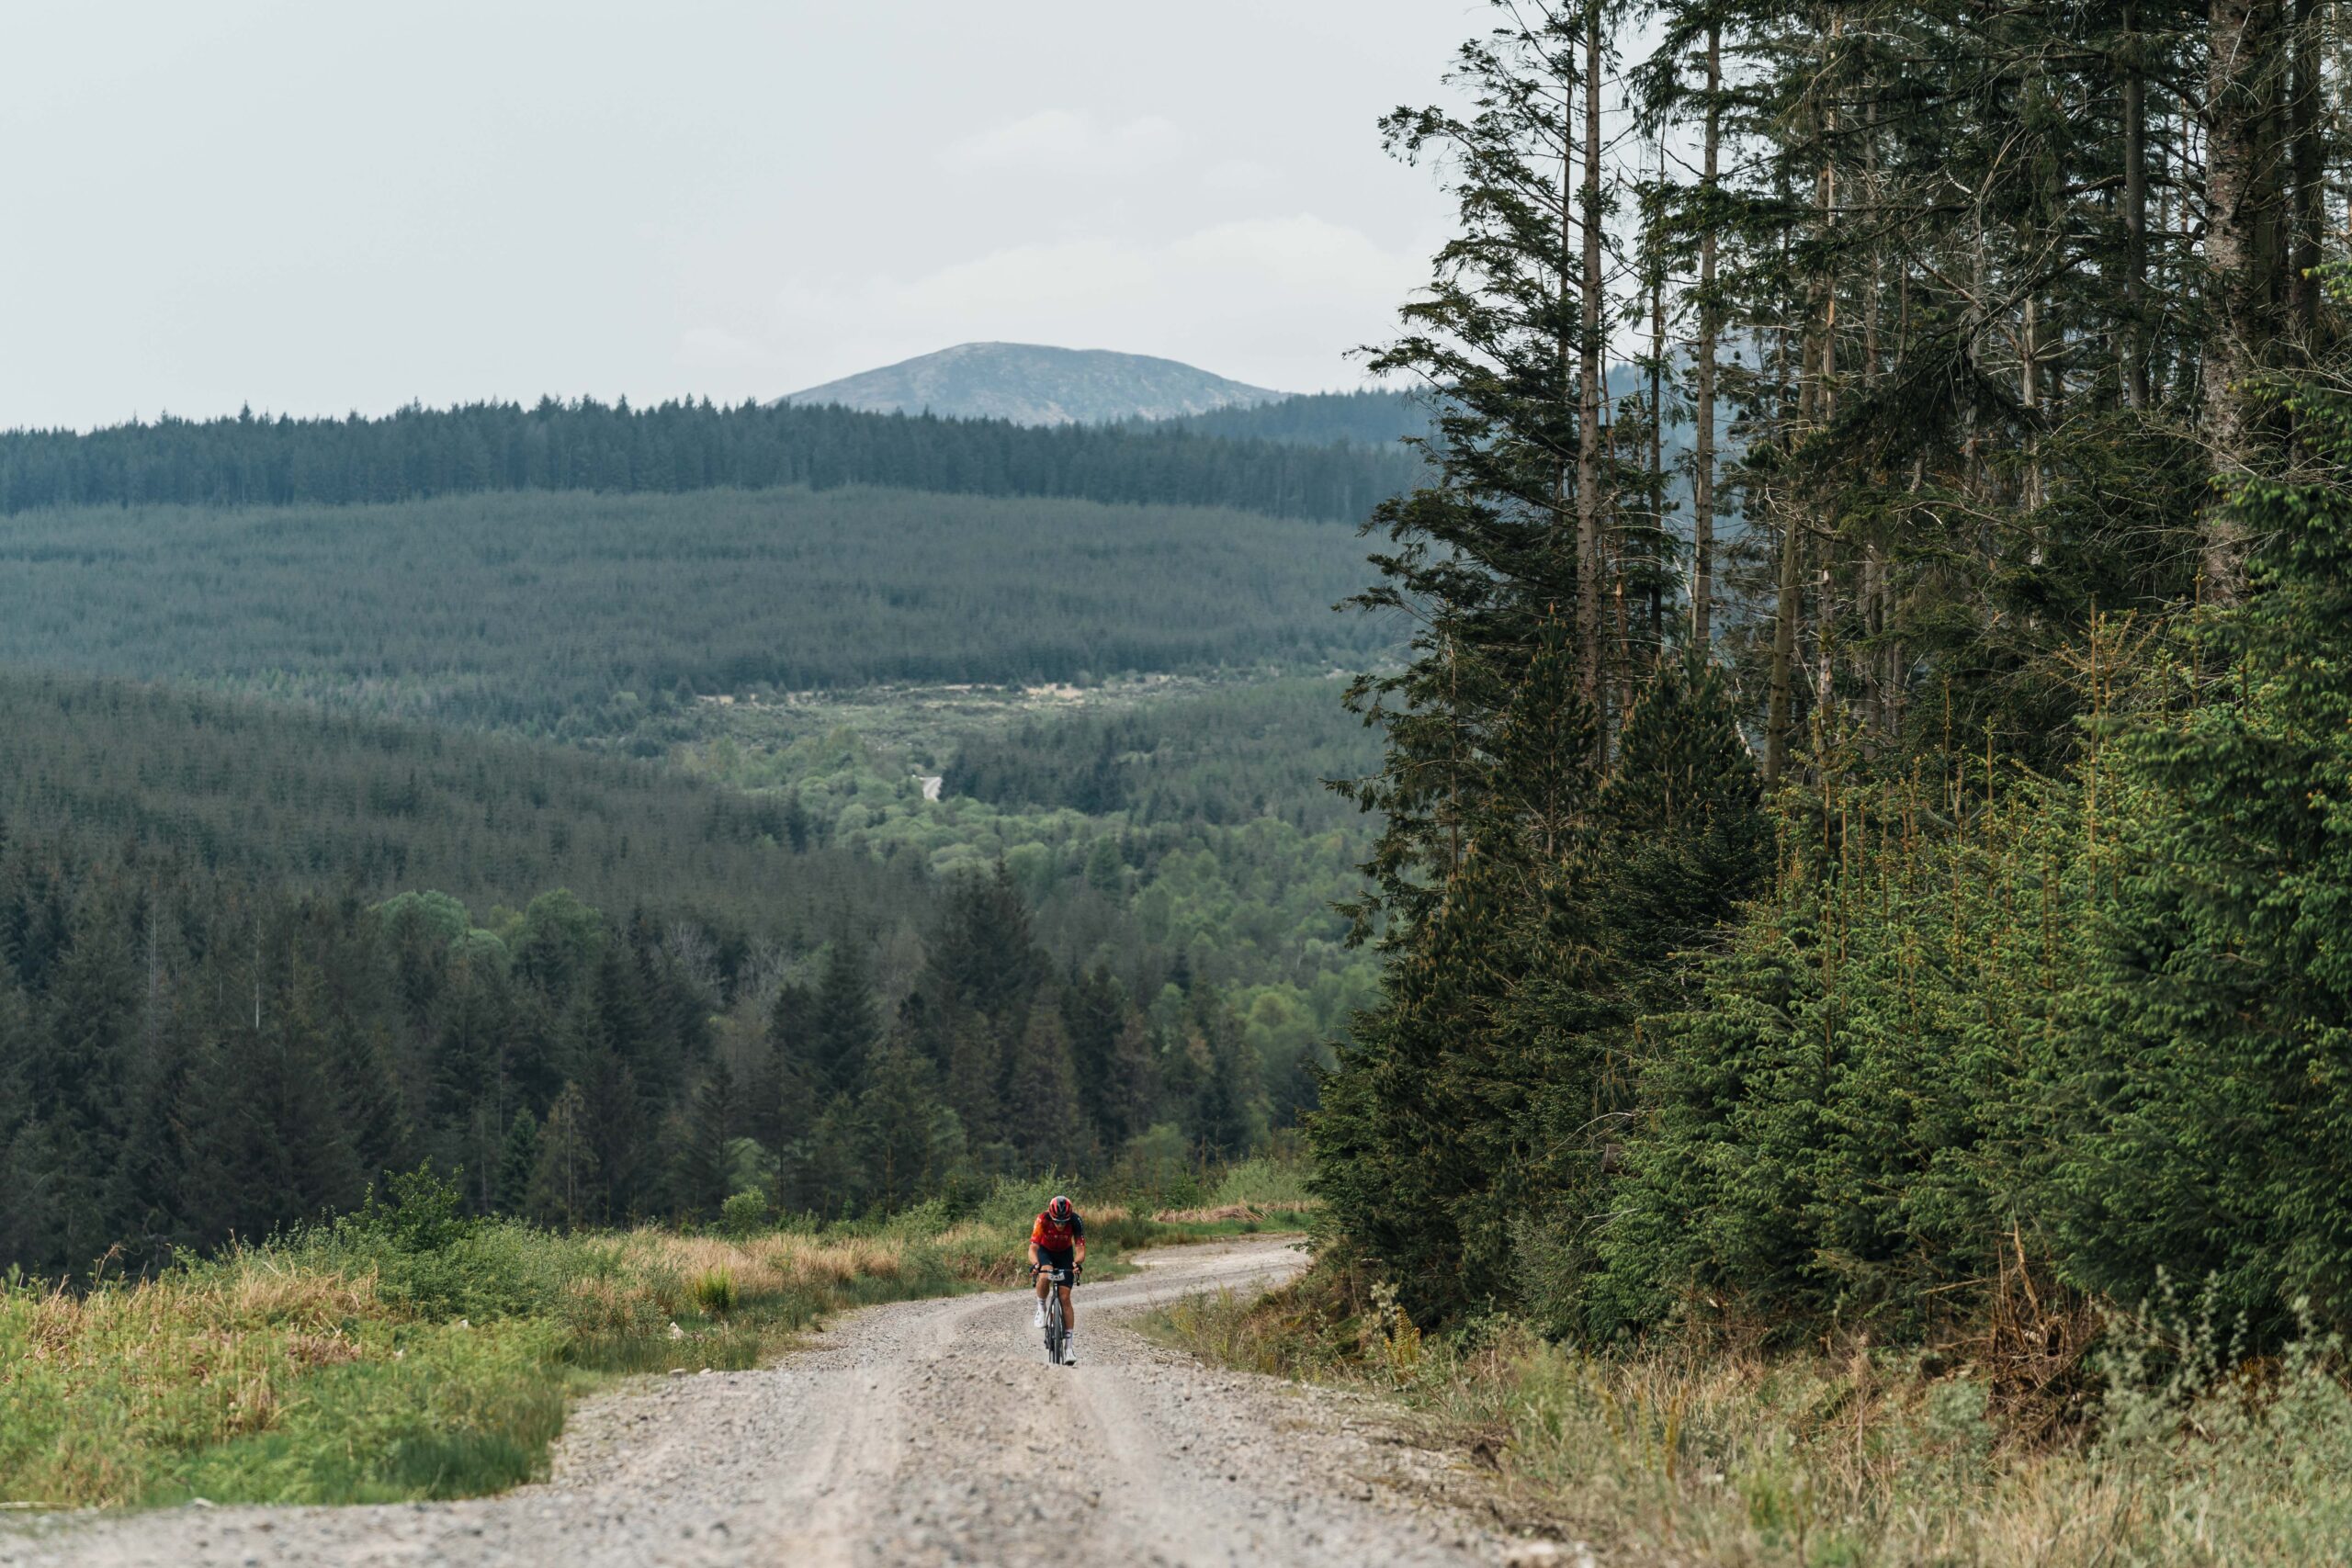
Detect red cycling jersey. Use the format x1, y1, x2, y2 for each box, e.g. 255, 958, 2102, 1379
1030, 1209, 1085, 1253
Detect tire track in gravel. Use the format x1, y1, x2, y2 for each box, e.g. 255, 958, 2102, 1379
1, 1237, 1519, 1568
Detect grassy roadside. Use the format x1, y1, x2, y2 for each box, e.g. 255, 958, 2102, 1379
1149, 1260, 2352, 1566
0, 1170, 1282, 1511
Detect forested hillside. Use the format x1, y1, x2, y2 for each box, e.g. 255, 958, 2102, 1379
944, 677, 1375, 829
0, 488, 1385, 728
1309, 0, 2352, 1371
0, 670, 882, 938
0, 671, 1326, 1279
1149, 389, 1436, 448
0, 397, 1415, 522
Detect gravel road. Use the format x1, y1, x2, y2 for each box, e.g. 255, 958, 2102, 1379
4, 1237, 1543, 1568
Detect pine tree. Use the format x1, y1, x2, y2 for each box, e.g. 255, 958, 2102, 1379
925, 864, 1048, 1023
527, 1081, 597, 1229
1190, 1000, 1263, 1160
852, 1044, 965, 1213
2055, 353, 2352, 1332
497, 1107, 540, 1213
670, 1059, 738, 1222
1099, 1013, 1161, 1148
808, 942, 879, 1100
1005, 999, 1088, 1174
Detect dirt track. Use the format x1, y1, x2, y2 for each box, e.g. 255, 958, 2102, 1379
3, 1237, 1547, 1567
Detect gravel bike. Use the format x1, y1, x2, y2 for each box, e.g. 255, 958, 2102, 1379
1035, 1262, 1078, 1365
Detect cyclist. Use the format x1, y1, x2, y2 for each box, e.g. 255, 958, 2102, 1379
1029, 1194, 1087, 1362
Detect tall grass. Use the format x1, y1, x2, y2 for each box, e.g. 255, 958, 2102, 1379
2, 1194, 1025, 1509
1204, 1156, 1319, 1212
0, 1165, 1308, 1512
1151, 1266, 2352, 1565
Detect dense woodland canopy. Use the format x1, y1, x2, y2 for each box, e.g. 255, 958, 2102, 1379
1143, 389, 1439, 448
944, 679, 1378, 829
0, 488, 1386, 728
0, 671, 1302, 1277
0, 834, 1271, 1278
0, 396, 1418, 524
1311, 0, 2352, 1356
0, 670, 878, 940
12, 0, 2352, 1367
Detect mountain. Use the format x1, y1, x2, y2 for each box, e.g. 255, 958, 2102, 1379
781, 343, 1288, 425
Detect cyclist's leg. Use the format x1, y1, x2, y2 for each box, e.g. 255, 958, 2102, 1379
1058, 1282, 1075, 1328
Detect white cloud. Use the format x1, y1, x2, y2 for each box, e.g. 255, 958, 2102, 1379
764, 215, 1428, 392
941, 109, 1185, 173
1202, 157, 1279, 193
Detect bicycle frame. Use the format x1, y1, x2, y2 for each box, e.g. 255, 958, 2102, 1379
1037, 1264, 1075, 1365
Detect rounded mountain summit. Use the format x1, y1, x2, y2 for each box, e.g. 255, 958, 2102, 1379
779, 343, 1290, 426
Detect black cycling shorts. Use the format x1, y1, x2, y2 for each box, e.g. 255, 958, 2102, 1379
1036, 1246, 1076, 1281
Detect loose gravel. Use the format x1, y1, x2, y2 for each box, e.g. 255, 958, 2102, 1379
1, 1237, 1552, 1567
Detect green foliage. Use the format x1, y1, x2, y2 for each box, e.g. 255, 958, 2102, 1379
1315, 642, 1770, 1327
354, 1164, 472, 1257
1205, 1156, 1317, 1210
0, 1209, 1080, 1508
689, 1268, 738, 1315
1136, 387, 1437, 448
0, 666, 897, 942
2048, 368, 2352, 1335
1152, 1261, 2352, 1565
0, 395, 1418, 522
1304, 0, 2352, 1364
1594, 768, 2086, 1340
1375, 350, 2352, 1354
0, 489, 1385, 728
718, 1190, 771, 1238
943, 676, 1382, 831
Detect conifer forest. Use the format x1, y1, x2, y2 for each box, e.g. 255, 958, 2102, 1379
1310, 0, 2352, 1366
4, 0, 2352, 1417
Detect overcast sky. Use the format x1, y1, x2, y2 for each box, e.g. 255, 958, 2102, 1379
2, 1, 1492, 430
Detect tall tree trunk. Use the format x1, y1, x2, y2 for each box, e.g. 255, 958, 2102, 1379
1648, 133, 1666, 647
1690, 23, 1721, 649
2289, 0, 2324, 344
2203, 0, 2284, 597
1577, 1, 1607, 750
2123, 0, 2151, 409
1557, 88, 1577, 658
1765, 506, 1802, 787
1775, 15, 1836, 781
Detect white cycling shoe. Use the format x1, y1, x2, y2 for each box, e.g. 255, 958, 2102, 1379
1033, 1304, 1046, 1328
1060, 1337, 1077, 1365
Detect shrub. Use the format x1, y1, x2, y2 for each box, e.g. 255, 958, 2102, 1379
690, 1269, 739, 1316
718, 1190, 771, 1239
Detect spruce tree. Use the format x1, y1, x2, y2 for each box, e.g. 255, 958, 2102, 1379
852, 1044, 965, 1213
2055, 354, 2352, 1332
496, 1107, 540, 1213
808, 942, 879, 1100
527, 1081, 597, 1229
1005, 1000, 1089, 1175
670, 1060, 739, 1221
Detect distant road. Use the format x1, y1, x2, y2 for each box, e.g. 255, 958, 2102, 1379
7, 1238, 1517, 1568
